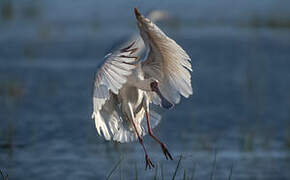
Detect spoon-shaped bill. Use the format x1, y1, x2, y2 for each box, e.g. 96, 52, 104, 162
153, 86, 173, 109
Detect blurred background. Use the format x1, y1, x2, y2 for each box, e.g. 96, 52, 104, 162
0, 0, 290, 179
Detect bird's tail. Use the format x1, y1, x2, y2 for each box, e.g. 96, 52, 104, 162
93, 108, 161, 143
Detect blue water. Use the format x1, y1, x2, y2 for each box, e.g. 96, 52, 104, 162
1, 1, 290, 179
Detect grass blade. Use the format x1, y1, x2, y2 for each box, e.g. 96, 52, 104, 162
210, 149, 217, 180
135, 163, 138, 180
191, 163, 197, 180
0, 169, 4, 180
161, 163, 164, 180
172, 155, 183, 180
106, 158, 123, 180
154, 163, 158, 180
0, 169, 8, 180
228, 163, 234, 180
183, 169, 186, 180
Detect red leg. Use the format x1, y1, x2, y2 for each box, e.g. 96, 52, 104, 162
145, 110, 173, 160
131, 119, 154, 169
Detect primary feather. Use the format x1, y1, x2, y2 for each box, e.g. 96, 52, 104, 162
135, 8, 192, 105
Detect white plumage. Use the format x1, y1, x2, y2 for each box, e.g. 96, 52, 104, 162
91, 8, 192, 168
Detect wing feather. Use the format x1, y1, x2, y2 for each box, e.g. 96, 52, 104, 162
136, 11, 192, 105
92, 43, 139, 141
92, 43, 138, 112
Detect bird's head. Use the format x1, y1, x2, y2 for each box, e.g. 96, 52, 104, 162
150, 79, 159, 92
149, 79, 173, 109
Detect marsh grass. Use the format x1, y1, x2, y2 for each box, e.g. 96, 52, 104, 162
285, 125, 290, 150
22, 3, 40, 19
160, 163, 164, 180
153, 164, 158, 180
210, 149, 217, 180
106, 158, 123, 180
0, 123, 13, 155
172, 155, 183, 180
1, 0, 41, 21
228, 163, 234, 180
105, 151, 235, 180
23, 45, 36, 60
0, 80, 23, 156
135, 163, 138, 180
190, 163, 196, 180
0, 169, 8, 180
1, 0, 13, 21
0, 80, 23, 99
182, 169, 186, 180
38, 24, 51, 40
6, 123, 14, 157
245, 16, 290, 29
242, 132, 254, 152
119, 160, 122, 180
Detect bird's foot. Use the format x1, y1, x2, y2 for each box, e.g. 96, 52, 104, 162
161, 144, 173, 160
145, 154, 154, 170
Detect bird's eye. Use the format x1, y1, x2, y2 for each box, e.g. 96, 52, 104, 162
150, 81, 158, 90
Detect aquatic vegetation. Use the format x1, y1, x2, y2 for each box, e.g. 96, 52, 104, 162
0, 123, 14, 157
1, 0, 41, 21
0, 80, 24, 102
22, 4, 40, 19
106, 158, 123, 180
105, 152, 235, 180
210, 150, 217, 180
0, 80, 23, 156
153, 163, 158, 180
246, 16, 290, 29
38, 24, 51, 40
172, 155, 183, 180
23, 44, 36, 60
1, 0, 13, 21
228, 163, 234, 180
285, 126, 290, 150
242, 132, 254, 152
0, 169, 8, 180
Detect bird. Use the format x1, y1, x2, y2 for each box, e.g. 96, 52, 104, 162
92, 8, 192, 169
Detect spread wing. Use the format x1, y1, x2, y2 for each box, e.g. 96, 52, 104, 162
135, 8, 192, 105
92, 42, 138, 140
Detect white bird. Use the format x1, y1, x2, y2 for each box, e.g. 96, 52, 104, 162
92, 8, 192, 169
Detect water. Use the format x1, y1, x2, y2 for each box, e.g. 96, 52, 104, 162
1, 1, 290, 179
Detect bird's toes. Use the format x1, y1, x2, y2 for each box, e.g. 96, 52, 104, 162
161, 144, 173, 160
145, 155, 154, 170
